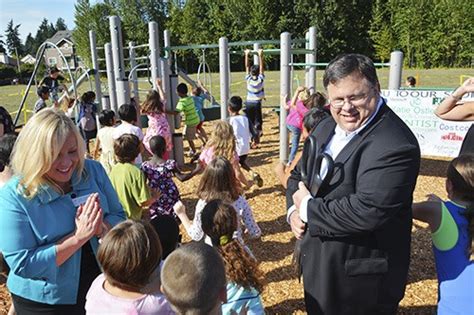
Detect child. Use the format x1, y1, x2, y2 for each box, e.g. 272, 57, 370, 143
406, 76, 416, 88
175, 83, 199, 157
0, 133, 17, 188
194, 120, 252, 189
201, 199, 265, 314
33, 86, 50, 113
141, 135, 191, 220
228, 95, 263, 187
275, 107, 330, 188
78, 91, 98, 154
412, 155, 474, 307
284, 89, 328, 165
160, 242, 227, 315
173, 156, 261, 244
93, 109, 116, 173
244, 48, 265, 147
192, 80, 209, 145
85, 220, 174, 314
39, 66, 66, 106
284, 86, 311, 164
142, 78, 173, 159
0, 106, 14, 136
109, 134, 157, 220
59, 95, 77, 121
113, 104, 144, 164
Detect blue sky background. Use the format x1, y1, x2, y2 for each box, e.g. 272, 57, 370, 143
0, 0, 89, 42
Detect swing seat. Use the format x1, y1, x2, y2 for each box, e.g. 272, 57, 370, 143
202, 105, 221, 121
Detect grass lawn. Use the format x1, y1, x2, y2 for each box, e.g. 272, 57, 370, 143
0, 68, 471, 125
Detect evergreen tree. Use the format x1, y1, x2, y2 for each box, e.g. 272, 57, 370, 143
369, 0, 396, 63
5, 19, 23, 57
55, 18, 68, 31
0, 35, 6, 53
23, 33, 35, 55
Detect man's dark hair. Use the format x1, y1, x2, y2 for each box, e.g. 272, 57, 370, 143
99, 109, 115, 127
176, 83, 188, 95
118, 104, 137, 123
37, 86, 50, 97
323, 54, 379, 89
114, 134, 140, 163
228, 96, 243, 113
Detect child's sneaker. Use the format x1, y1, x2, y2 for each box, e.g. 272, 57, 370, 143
252, 172, 264, 187
187, 150, 196, 157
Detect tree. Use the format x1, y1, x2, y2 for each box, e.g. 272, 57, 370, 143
23, 33, 35, 55
5, 19, 23, 57
33, 18, 56, 52
0, 35, 6, 53
369, 0, 396, 63
55, 18, 68, 31
73, 0, 116, 67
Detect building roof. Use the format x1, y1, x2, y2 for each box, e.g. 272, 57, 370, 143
47, 30, 74, 46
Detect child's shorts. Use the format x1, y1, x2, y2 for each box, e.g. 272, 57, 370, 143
183, 125, 197, 140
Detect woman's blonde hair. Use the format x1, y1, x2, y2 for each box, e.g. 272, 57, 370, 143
205, 120, 236, 162
11, 108, 86, 197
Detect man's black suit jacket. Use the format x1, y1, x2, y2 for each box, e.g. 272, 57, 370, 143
286, 104, 421, 315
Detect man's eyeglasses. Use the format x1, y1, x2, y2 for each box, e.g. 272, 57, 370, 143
329, 91, 373, 109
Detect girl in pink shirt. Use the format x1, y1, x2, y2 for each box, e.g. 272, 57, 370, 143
142, 79, 173, 160
189, 120, 252, 189
85, 220, 174, 315
284, 87, 327, 164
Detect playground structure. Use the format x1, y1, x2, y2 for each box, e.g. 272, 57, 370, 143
88, 15, 405, 164
12, 15, 405, 165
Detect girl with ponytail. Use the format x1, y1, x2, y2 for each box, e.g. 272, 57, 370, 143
201, 199, 265, 314
413, 155, 474, 311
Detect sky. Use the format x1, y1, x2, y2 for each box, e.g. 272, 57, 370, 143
0, 0, 85, 42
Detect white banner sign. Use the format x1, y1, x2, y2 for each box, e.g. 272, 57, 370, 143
382, 89, 473, 158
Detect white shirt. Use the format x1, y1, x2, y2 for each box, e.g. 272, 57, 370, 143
112, 121, 144, 164
229, 115, 251, 156
288, 96, 385, 223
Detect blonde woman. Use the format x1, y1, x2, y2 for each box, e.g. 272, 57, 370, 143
189, 120, 252, 189
0, 109, 125, 315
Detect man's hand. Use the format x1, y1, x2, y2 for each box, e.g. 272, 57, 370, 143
293, 181, 310, 210
289, 211, 306, 240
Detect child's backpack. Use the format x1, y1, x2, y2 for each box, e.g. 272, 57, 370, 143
79, 103, 97, 131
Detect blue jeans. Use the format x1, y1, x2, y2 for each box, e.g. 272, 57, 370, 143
287, 124, 301, 163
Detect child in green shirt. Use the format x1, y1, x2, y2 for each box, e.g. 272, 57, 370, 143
109, 134, 158, 220
175, 83, 199, 157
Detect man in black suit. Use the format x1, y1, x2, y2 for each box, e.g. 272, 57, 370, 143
287, 54, 420, 315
